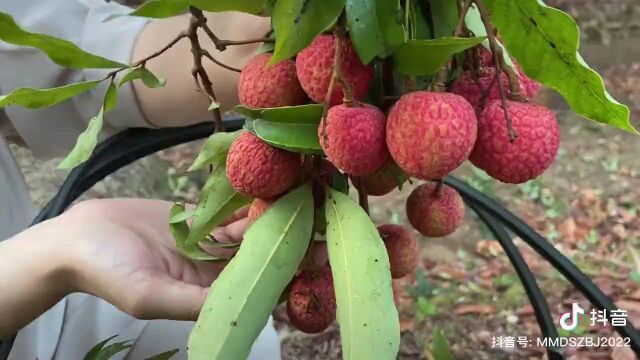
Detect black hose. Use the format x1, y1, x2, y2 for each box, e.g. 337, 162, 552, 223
446, 176, 640, 354
466, 202, 564, 359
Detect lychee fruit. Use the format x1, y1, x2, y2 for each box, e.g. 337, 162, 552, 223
378, 224, 419, 279
361, 160, 405, 196
319, 103, 388, 176
406, 182, 465, 237
247, 197, 277, 223
286, 267, 336, 333
226, 132, 300, 198
470, 100, 560, 184
296, 35, 373, 105
386, 91, 477, 180
238, 53, 307, 108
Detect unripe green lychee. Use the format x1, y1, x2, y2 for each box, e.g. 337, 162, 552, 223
386, 91, 477, 180
470, 100, 560, 184
286, 267, 336, 333
378, 224, 419, 279
319, 103, 388, 176
361, 160, 405, 196
226, 132, 300, 198
406, 183, 465, 237
238, 53, 307, 108
296, 35, 373, 105
247, 197, 277, 223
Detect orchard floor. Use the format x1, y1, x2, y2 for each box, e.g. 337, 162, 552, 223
10, 0, 640, 359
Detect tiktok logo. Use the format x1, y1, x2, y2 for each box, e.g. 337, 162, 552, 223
559, 303, 585, 331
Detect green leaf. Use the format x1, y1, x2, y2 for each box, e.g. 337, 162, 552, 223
234, 104, 323, 124
107, 0, 190, 20
58, 83, 119, 169
188, 130, 242, 171
170, 203, 221, 261
0, 81, 100, 109
345, 0, 405, 63
169, 207, 195, 223
393, 37, 486, 75
429, 0, 458, 37
431, 327, 455, 360
324, 189, 399, 359
191, 0, 267, 14
250, 119, 322, 154
270, 0, 345, 64
145, 349, 180, 360
186, 167, 251, 244
83, 336, 132, 360
119, 67, 166, 88
83, 335, 117, 360
188, 184, 314, 360
0, 12, 125, 69
58, 109, 105, 169
408, 0, 433, 39
485, 0, 636, 134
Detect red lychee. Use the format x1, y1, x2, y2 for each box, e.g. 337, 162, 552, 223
470, 100, 560, 184
296, 35, 373, 105
406, 182, 465, 237
238, 53, 307, 108
247, 197, 277, 223
226, 132, 300, 198
286, 267, 336, 333
378, 224, 419, 279
386, 91, 477, 180
319, 103, 388, 176
361, 160, 404, 196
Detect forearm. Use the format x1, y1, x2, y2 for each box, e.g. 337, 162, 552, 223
131, 12, 271, 128
0, 218, 74, 337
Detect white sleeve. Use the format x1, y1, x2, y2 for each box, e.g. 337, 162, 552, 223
0, 0, 152, 158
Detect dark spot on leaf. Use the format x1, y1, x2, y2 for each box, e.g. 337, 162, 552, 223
294, 0, 312, 24
374, 259, 378, 262
355, 18, 359, 22
231, 321, 237, 327
529, 17, 537, 27
363, 323, 367, 327
549, 41, 557, 49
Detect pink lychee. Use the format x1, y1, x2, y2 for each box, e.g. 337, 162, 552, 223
386, 91, 477, 180
378, 224, 419, 279
296, 35, 373, 105
406, 182, 465, 237
226, 132, 300, 198
286, 267, 336, 333
238, 53, 307, 108
470, 100, 560, 184
319, 103, 388, 176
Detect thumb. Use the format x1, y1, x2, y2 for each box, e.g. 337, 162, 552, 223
131, 277, 210, 321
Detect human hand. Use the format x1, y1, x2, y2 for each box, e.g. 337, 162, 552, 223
60, 198, 248, 321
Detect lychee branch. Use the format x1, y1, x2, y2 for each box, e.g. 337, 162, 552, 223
352, 177, 370, 215
200, 49, 242, 73
473, 0, 518, 141
188, 7, 224, 132
189, 9, 273, 52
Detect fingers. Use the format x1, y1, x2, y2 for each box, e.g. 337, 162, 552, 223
211, 217, 250, 244
218, 206, 249, 226
124, 276, 210, 321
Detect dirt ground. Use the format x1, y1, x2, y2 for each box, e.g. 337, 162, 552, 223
9, 1, 640, 359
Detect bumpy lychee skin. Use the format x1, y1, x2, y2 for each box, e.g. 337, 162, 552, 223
247, 197, 277, 223
226, 132, 300, 198
470, 100, 560, 184
406, 183, 465, 237
386, 92, 477, 180
320, 104, 388, 176
296, 35, 373, 105
361, 160, 404, 196
286, 267, 336, 333
378, 224, 419, 279
238, 53, 307, 108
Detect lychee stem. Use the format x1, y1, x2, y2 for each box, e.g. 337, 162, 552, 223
352, 177, 370, 215
473, 0, 524, 102
434, 179, 444, 197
